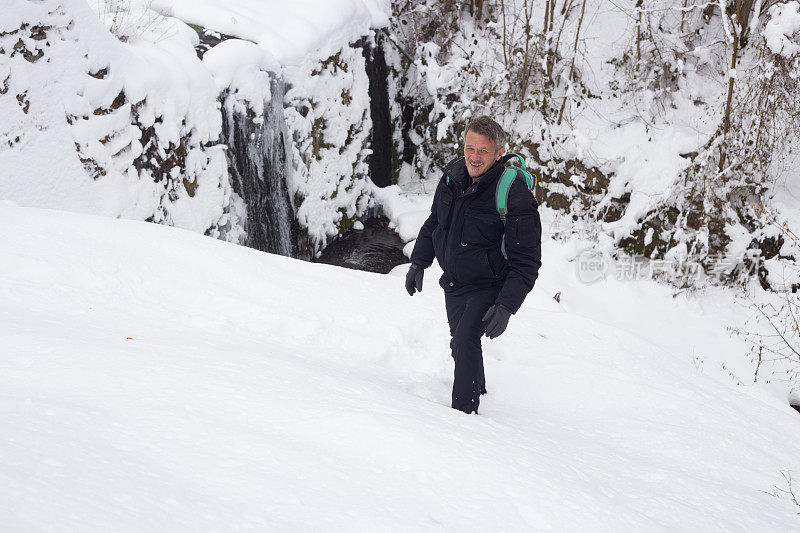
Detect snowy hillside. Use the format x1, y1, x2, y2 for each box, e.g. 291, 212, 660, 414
2, 200, 799, 530
0, 0, 391, 256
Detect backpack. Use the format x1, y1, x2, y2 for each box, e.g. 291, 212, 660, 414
496, 153, 537, 223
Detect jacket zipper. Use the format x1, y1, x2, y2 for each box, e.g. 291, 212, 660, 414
443, 175, 480, 282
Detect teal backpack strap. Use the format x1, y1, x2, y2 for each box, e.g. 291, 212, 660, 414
495, 168, 517, 222
506, 152, 527, 171
495, 154, 538, 223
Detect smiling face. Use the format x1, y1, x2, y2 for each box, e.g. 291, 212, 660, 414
464, 130, 505, 179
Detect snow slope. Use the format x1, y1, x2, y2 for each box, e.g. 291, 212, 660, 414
2, 200, 800, 531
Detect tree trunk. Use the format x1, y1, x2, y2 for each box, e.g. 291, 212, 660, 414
636, 0, 643, 63
680, 0, 688, 33
718, 0, 751, 172
467, 0, 486, 20
556, 0, 587, 125
544, 0, 551, 34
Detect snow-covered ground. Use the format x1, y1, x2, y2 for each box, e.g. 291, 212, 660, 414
2, 200, 799, 531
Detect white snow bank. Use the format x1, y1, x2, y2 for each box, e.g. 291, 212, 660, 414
203, 39, 280, 114
764, 1, 800, 58
371, 184, 434, 242
151, 0, 390, 65
2, 203, 800, 530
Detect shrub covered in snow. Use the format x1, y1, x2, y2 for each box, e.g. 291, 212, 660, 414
614, 1, 800, 288
284, 45, 375, 254
0, 0, 245, 241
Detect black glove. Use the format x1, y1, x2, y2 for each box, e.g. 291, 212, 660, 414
405, 264, 424, 296
482, 304, 512, 339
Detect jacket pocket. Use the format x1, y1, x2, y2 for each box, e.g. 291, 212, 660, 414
432, 225, 447, 267
510, 214, 538, 247
461, 210, 503, 245
455, 245, 496, 285
487, 247, 507, 277
436, 190, 454, 227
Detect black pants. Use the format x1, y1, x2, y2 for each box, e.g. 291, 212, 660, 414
445, 285, 500, 414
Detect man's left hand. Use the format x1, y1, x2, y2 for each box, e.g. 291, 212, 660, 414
482, 304, 512, 339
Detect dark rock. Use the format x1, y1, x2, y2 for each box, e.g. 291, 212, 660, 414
316, 217, 408, 274
361, 34, 393, 187
191, 25, 236, 59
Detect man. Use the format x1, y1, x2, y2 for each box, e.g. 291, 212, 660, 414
405, 116, 542, 414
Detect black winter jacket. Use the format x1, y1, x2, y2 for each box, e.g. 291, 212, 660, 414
410, 154, 542, 313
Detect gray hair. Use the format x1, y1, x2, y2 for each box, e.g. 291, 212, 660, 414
464, 115, 507, 151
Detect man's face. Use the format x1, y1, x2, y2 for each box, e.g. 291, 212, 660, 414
464, 130, 505, 178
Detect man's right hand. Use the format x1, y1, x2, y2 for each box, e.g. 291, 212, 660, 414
405, 264, 424, 296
